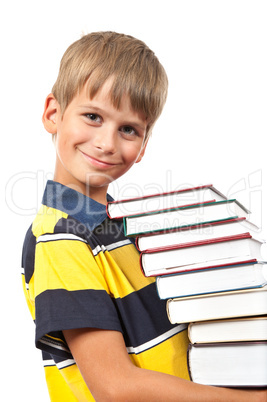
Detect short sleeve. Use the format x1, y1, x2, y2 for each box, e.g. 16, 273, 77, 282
33, 231, 123, 356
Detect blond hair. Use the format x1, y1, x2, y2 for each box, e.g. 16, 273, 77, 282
52, 31, 168, 139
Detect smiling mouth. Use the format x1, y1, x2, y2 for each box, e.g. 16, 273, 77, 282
79, 150, 118, 168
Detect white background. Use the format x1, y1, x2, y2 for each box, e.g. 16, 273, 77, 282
2, 1, 267, 400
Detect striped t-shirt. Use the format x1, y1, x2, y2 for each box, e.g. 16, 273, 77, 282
21, 180, 189, 401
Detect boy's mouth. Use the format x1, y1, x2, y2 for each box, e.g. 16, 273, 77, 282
79, 150, 118, 169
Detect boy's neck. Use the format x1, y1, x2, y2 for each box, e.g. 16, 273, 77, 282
86, 186, 109, 205
53, 159, 109, 205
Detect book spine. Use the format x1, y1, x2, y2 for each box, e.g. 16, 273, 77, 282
166, 299, 174, 324
187, 343, 193, 382
106, 203, 112, 219
123, 217, 128, 236
139, 253, 147, 277
135, 237, 141, 251
187, 323, 194, 344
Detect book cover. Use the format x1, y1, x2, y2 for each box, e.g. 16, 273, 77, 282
188, 316, 267, 344
166, 285, 267, 324
136, 217, 260, 252
107, 184, 227, 219
123, 199, 250, 237
140, 235, 266, 277
156, 262, 267, 300
187, 341, 267, 387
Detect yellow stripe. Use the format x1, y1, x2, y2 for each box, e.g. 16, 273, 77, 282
32, 205, 68, 238
60, 364, 95, 401
44, 363, 94, 401
100, 245, 155, 298
129, 329, 190, 380
44, 331, 189, 401
35, 239, 111, 297
35, 234, 154, 299
32, 206, 154, 299
44, 364, 92, 401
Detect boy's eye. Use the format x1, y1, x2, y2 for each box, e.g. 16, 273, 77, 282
85, 113, 102, 123
120, 126, 137, 136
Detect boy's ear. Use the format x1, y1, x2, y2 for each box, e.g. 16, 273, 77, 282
42, 93, 59, 134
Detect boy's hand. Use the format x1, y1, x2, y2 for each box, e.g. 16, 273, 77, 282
63, 327, 266, 401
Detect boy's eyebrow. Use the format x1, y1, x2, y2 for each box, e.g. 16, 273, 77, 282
78, 105, 103, 112
78, 105, 103, 110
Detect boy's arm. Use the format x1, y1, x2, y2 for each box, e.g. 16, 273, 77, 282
63, 327, 266, 402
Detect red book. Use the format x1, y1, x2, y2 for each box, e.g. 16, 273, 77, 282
139, 234, 266, 277
106, 184, 227, 219
136, 217, 259, 252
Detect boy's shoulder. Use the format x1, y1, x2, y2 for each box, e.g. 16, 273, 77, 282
30, 203, 95, 247
32, 204, 68, 239
23, 180, 123, 257
30, 180, 110, 238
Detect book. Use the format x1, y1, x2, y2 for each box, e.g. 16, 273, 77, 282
156, 262, 267, 299
166, 285, 267, 324
123, 199, 250, 237
140, 234, 266, 277
188, 316, 267, 344
136, 217, 260, 252
187, 341, 267, 387
107, 184, 227, 219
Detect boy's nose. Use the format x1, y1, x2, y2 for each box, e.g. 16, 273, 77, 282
94, 126, 117, 154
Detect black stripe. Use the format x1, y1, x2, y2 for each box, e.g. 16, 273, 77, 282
54, 215, 135, 250
35, 284, 177, 356
21, 225, 36, 284
114, 282, 176, 348
35, 288, 123, 356
42, 350, 70, 365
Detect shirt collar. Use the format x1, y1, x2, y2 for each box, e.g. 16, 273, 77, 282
42, 180, 113, 231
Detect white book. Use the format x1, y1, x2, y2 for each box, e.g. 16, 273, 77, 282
107, 184, 227, 219
188, 342, 267, 387
136, 217, 260, 252
156, 262, 267, 299
188, 316, 267, 344
140, 235, 266, 277
167, 285, 267, 324
124, 199, 249, 237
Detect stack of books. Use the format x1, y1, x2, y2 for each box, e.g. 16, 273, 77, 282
107, 184, 267, 387
187, 316, 267, 387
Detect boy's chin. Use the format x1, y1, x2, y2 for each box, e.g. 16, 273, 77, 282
84, 172, 114, 185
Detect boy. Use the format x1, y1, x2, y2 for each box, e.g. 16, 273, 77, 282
22, 31, 266, 401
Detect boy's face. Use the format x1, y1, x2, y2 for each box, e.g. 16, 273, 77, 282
43, 79, 148, 203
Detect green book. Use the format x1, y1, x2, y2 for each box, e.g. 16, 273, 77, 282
123, 199, 250, 237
